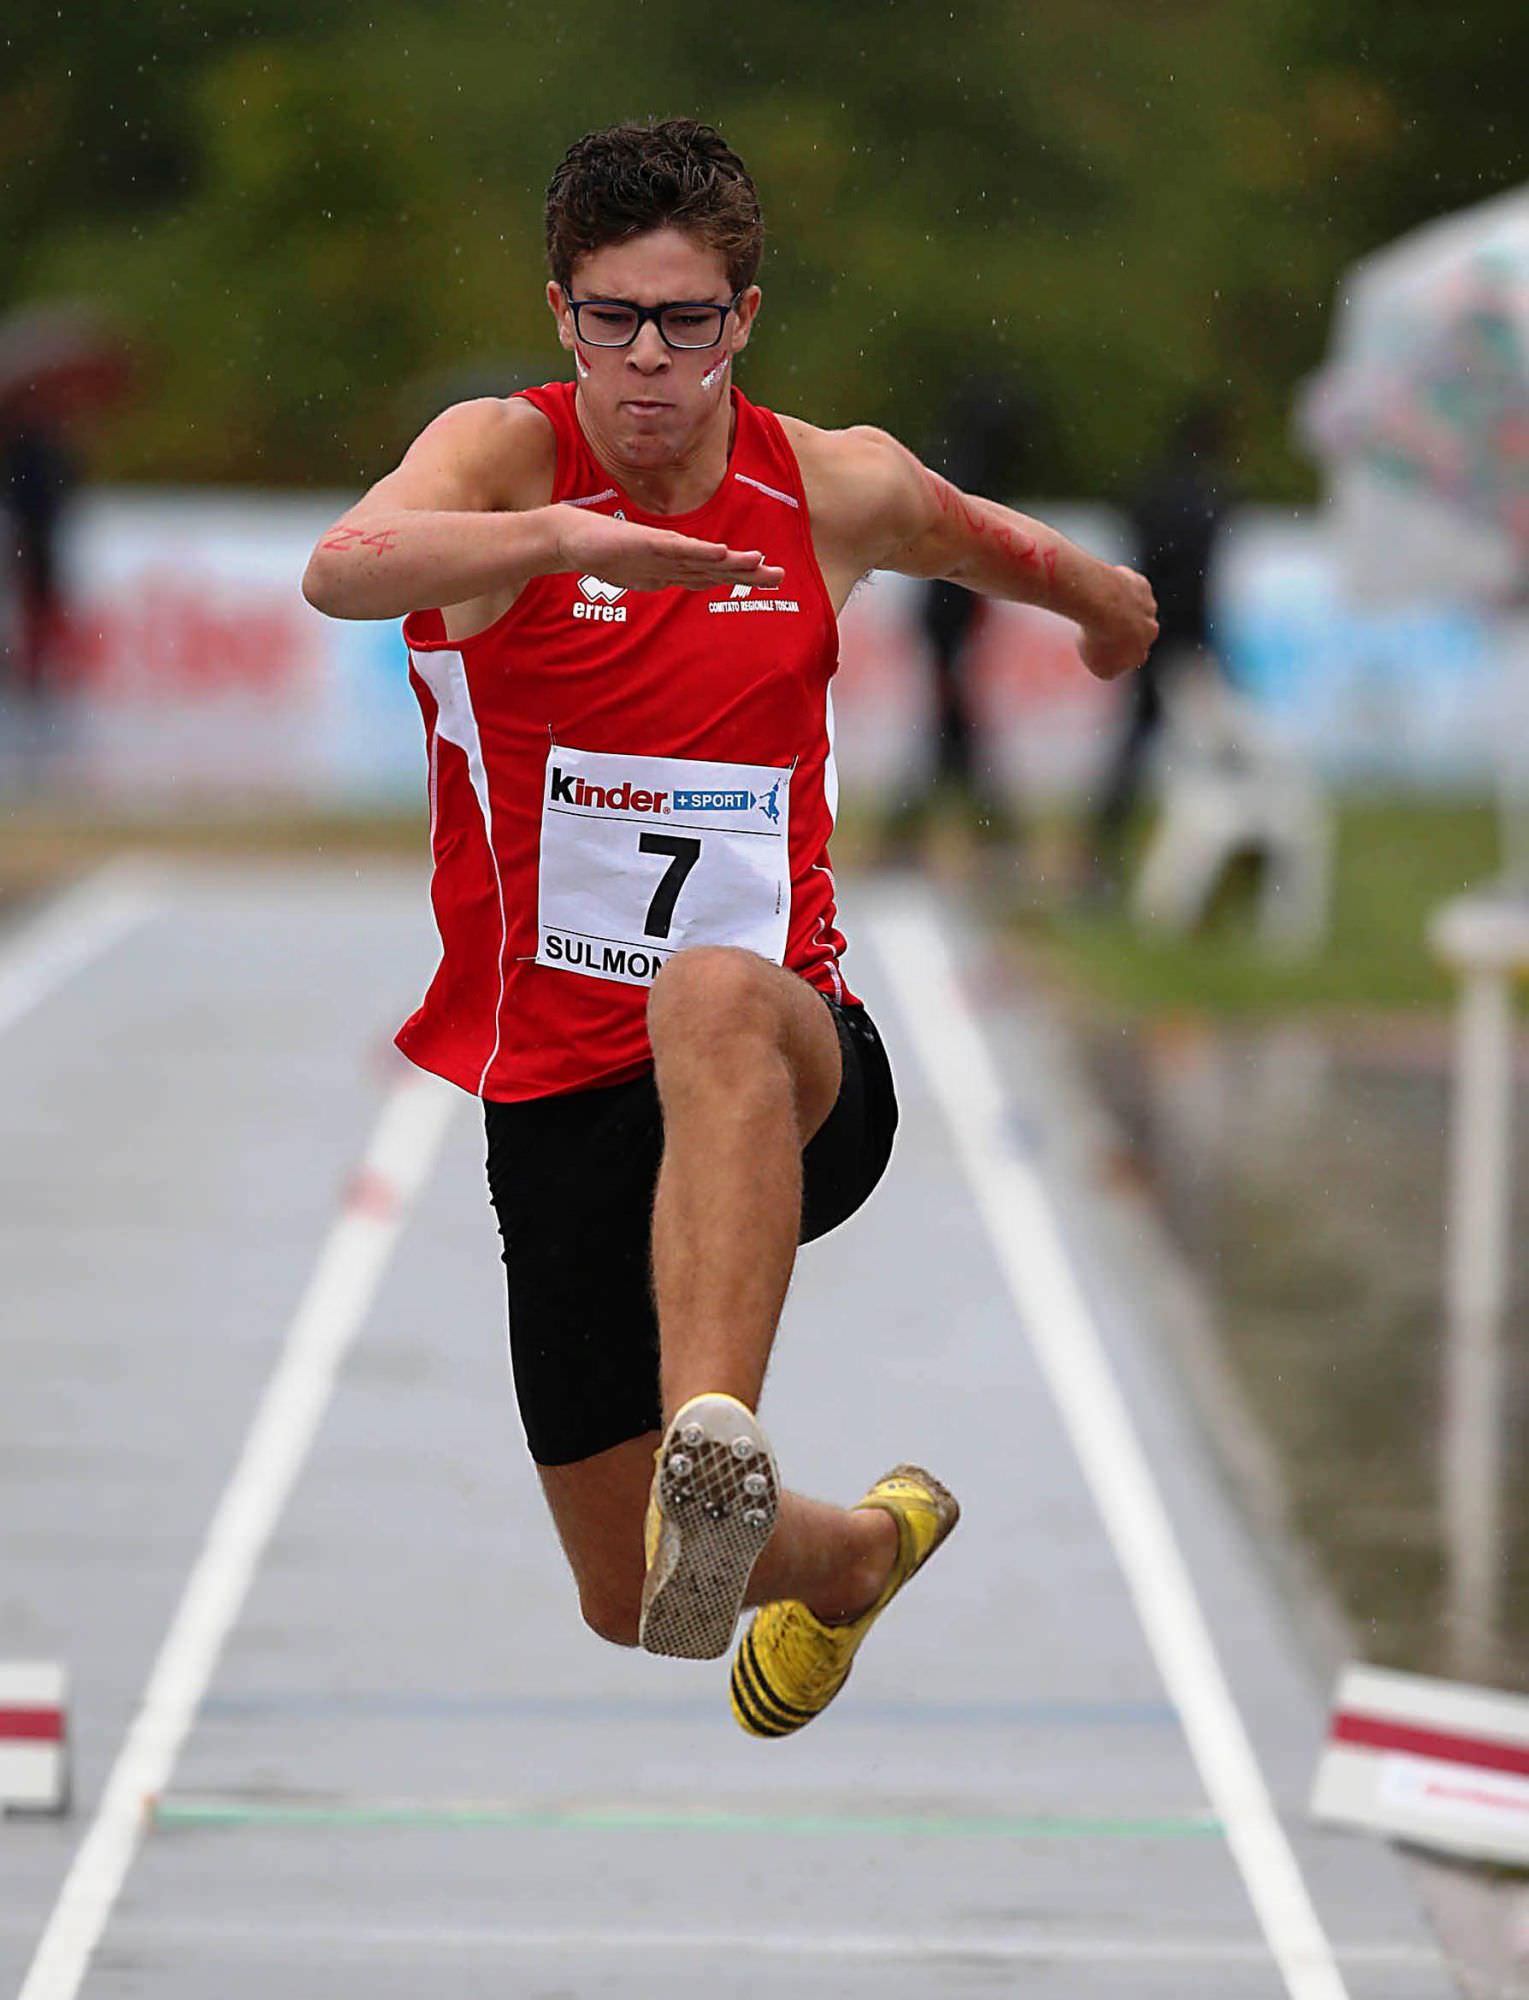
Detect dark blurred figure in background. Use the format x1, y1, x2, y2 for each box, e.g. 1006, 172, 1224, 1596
880, 377, 1038, 860
1087, 400, 1231, 892
0, 307, 131, 762
1, 415, 78, 708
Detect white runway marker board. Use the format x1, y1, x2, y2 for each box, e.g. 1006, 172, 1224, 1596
0, 1663, 69, 1814
1312, 1663, 1529, 1866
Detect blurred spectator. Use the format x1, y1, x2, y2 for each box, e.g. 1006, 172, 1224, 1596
1, 414, 78, 706
1088, 400, 1231, 890
0, 307, 130, 753
880, 376, 1039, 859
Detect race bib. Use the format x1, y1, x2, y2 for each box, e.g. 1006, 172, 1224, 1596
537, 742, 792, 988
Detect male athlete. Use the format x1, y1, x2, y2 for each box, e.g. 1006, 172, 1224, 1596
303, 120, 1156, 1736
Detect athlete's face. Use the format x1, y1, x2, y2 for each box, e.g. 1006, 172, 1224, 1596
548, 227, 760, 466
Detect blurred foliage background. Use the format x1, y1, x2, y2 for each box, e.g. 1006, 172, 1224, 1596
3, 0, 1525, 496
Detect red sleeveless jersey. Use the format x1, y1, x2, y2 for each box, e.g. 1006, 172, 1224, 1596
396, 379, 855, 1103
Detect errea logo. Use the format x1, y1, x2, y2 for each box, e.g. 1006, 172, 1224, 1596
574, 573, 628, 623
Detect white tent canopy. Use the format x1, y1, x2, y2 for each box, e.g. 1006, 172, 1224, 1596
1298, 183, 1529, 608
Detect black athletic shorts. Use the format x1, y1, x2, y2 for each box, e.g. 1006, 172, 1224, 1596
484, 998, 898, 1466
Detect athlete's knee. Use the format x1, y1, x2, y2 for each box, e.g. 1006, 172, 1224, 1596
579, 1584, 642, 1649
647, 946, 778, 1053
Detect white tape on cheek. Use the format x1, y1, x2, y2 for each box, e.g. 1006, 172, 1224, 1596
700, 358, 728, 390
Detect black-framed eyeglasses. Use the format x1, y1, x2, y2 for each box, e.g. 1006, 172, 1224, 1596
565, 290, 744, 350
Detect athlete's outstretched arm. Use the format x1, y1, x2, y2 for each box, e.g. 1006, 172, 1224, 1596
302, 399, 780, 621
813, 426, 1158, 681
303, 400, 558, 620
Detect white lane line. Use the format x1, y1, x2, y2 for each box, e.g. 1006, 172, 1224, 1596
25, 1915, 1444, 1968
18, 1067, 458, 2000
0, 859, 163, 1038
872, 899, 1353, 2000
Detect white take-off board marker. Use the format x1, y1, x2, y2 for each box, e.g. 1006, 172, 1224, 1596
1312, 1663, 1529, 1867
0, 1663, 70, 1814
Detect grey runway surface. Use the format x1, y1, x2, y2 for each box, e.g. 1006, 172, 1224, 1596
1, 859, 1456, 1999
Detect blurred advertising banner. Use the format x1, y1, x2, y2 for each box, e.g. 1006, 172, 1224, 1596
1217, 509, 1506, 792
7, 490, 1501, 811
25, 490, 422, 808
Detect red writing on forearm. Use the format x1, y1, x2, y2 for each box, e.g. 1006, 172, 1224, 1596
320, 525, 399, 555
921, 467, 1044, 577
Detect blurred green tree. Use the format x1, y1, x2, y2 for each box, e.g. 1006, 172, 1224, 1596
3, 0, 1522, 498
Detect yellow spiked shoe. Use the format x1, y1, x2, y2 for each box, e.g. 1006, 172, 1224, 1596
639, 1393, 780, 1660
730, 1464, 960, 1738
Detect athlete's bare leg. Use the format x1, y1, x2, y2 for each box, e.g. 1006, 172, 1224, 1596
645, 944, 837, 1417
541, 1434, 896, 1648
540, 944, 898, 1648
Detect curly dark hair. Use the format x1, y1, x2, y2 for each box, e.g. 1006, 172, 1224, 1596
544, 120, 764, 294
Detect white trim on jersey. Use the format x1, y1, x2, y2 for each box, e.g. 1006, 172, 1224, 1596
409, 646, 510, 1097
810, 864, 844, 1003
811, 683, 845, 1000
734, 472, 800, 510
823, 683, 840, 823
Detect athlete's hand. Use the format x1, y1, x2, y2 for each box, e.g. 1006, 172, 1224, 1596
549, 505, 785, 593
1078, 565, 1159, 681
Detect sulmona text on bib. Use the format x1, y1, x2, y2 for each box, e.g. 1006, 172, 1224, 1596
396, 379, 854, 1103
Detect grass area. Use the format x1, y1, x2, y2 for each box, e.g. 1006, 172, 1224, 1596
1012, 799, 1503, 1017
